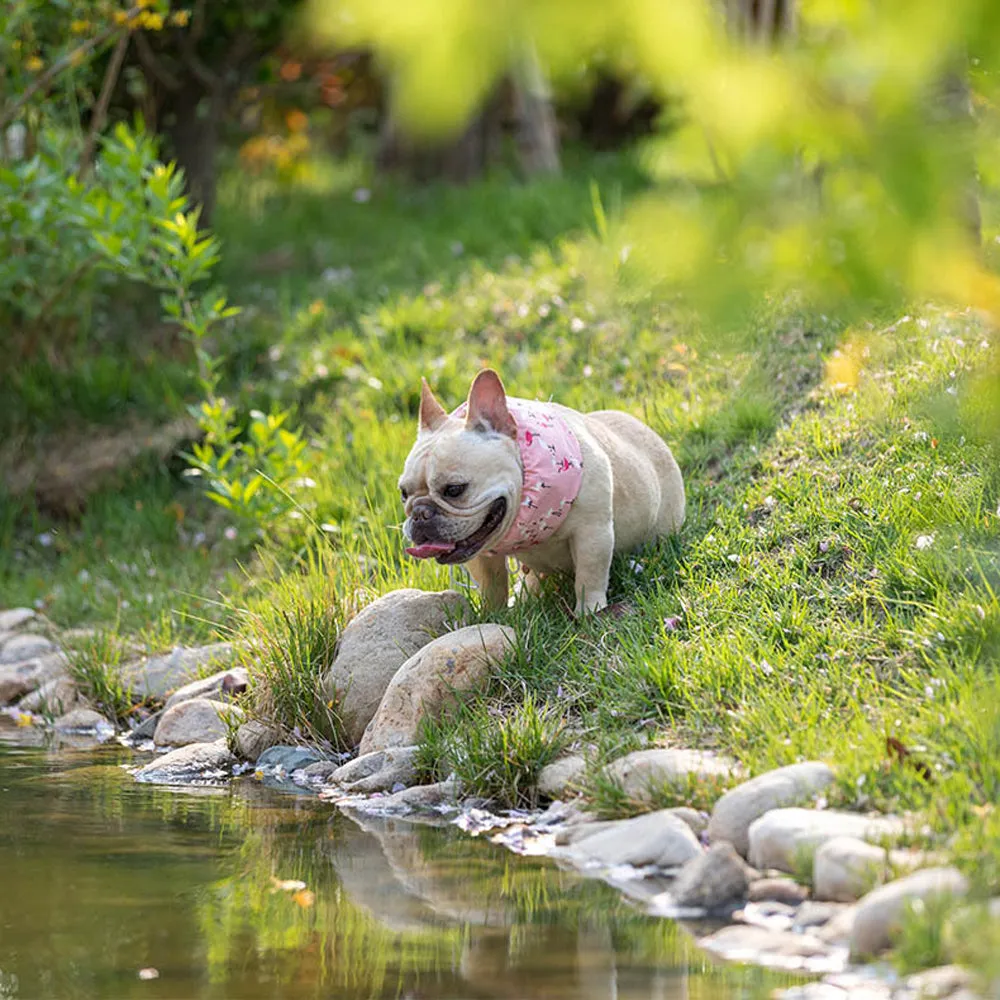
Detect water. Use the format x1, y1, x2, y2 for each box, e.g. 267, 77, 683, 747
0, 724, 800, 1000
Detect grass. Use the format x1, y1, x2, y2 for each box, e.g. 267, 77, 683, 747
3, 142, 1000, 972
63, 627, 137, 723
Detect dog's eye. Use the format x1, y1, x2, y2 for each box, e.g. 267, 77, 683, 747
442, 483, 467, 500
399, 487, 408, 501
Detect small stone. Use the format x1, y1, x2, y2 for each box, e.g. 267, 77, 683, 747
748, 877, 810, 905
537, 754, 587, 798
16, 674, 78, 715
699, 923, 831, 964
794, 901, 850, 930
256, 745, 326, 772
54, 707, 113, 734
0, 652, 69, 705
299, 760, 341, 780
669, 842, 755, 911
605, 747, 739, 803
0, 633, 56, 665
234, 720, 281, 762
850, 867, 969, 959
121, 643, 235, 701
902, 966, 974, 1000
359, 624, 515, 754
134, 739, 235, 784
323, 589, 468, 747
331, 746, 418, 793
567, 810, 702, 868
375, 779, 457, 811
748, 808, 906, 873
163, 667, 249, 710
153, 698, 244, 747
708, 762, 836, 856
0, 608, 38, 631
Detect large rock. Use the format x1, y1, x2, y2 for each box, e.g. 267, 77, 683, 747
708, 762, 835, 856
606, 748, 739, 801
0, 608, 39, 632
849, 867, 968, 959
537, 754, 587, 798
813, 836, 933, 903
233, 720, 280, 762
54, 707, 113, 734
134, 739, 235, 784
163, 667, 248, 710
0, 633, 56, 665
153, 698, 244, 747
669, 842, 756, 911
566, 810, 702, 868
0, 652, 69, 705
121, 643, 235, 701
17, 674, 78, 715
324, 589, 467, 747
748, 808, 906, 873
359, 624, 514, 754
330, 746, 419, 793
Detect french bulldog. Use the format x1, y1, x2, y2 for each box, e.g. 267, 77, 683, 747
399, 369, 685, 614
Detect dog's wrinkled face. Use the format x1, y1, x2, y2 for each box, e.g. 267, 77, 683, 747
399, 371, 522, 564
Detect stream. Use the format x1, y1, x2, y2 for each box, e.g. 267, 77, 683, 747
0, 723, 805, 999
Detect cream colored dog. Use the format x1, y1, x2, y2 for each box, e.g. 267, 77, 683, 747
399, 369, 685, 614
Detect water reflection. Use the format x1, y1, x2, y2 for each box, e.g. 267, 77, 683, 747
0, 732, 801, 1000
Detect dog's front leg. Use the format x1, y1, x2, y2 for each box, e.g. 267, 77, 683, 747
467, 553, 509, 610
570, 529, 613, 615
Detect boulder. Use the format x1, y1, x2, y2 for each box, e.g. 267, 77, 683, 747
134, 739, 235, 784
54, 707, 113, 734
121, 643, 235, 701
359, 624, 515, 754
0, 633, 57, 666
566, 810, 702, 868
17, 675, 78, 715
163, 667, 249, 710
324, 589, 468, 747
747, 808, 905, 873
153, 699, 244, 747
330, 746, 419, 793
233, 720, 280, 762
708, 762, 835, 856
606, 747, 739, 802
811, 836, 935, 903
669, 842, 756, 911
849, 867, 968, 959
0, 652, 69, 705
255, 744, 327, 772
537, 754, 587, 798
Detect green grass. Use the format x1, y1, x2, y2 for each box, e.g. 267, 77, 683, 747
63, 627, 137, 723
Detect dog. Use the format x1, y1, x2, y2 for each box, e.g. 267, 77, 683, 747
399, 369, 685, 614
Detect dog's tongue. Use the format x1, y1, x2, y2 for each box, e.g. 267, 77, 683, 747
405, 542, 456, 559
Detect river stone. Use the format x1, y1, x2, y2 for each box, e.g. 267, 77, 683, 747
708, 762, 836, 856
0, 633, 56, 666
699, 923, 831, 965
0, 652, 69, 705
606, 747, 739, 801
54, 707, 113, 733
794, 901, 850, 931
901, 966, 974, 1000
331, 746, 418, 793
121, 643, 235, 701
163, 667, 249, 710
153, 698, 244, 747
324, 589, 468, 747
234, 720, 281, 762
376, 778, 458, 811
748, 877, 810, 905
299, 760, 342, 780
0, 608, 38, 632
849, 867, 968, 959
134, 738, 235, 784
813, 836, 899, 902
256, 744, 326, 772
359, 624, 515, 754
17, 674, 78, 715
129, 710, 162, 741
748, 809, 906, 873
567, 809, 702, 868
537, 754, 587, 798
670, 842, 756, 911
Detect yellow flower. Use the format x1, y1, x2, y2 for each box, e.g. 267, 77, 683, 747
113, 9, 129, 23
70, 19, 91, 33
25, 55, 44, 72
169, 9, 190, 26
143, 11, 164, 29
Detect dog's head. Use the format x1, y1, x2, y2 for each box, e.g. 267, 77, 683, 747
399, 369, 521, 564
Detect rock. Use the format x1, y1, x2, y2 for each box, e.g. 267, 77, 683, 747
567, 810, 702, 868
537, 754, 587, 798
299, 760, 341, 780
554, 819, 621, 846
331, 746, 419, 793
0, 633, 56, 665
814, 836, 892, 902
375, 779, 458, 811
816, 905, 858, 945
323, 589, 468, 747
153, 699, 244, 747
256, 744, 326, 773
0, 652, 69, 705
708, 762, 836, 856
128, 710, 162, 741
121, 643, 235, 701
794, 901, 850, 930
667, 807, 709, 837
134, 739, 235, 784
748, 877, 810, 905
850, 867, 969, 959
233, 720, 281, 762
359, 624, 515, 754
0, 608, 38, 631
748, 808, 906, 873
163, 667, 249, 710
54, 707, 113, 734
669, 842, 756, 911
901, 966, 974, 1000
605, 748, 739, 802
16, 674, 78, 715
699, 924, 831, 966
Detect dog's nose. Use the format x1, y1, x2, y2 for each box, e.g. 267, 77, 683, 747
412, 505, 435, 522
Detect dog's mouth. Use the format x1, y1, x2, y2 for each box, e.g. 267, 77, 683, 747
405, 497, 507, 564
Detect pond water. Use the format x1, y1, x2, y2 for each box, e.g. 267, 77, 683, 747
0, 724, 802, 1000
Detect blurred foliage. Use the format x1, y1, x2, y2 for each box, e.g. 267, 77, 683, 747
307, 0, 1000, 335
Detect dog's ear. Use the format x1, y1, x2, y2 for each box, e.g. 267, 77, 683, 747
465, 369, 516, 439
419, 378, 449, 434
